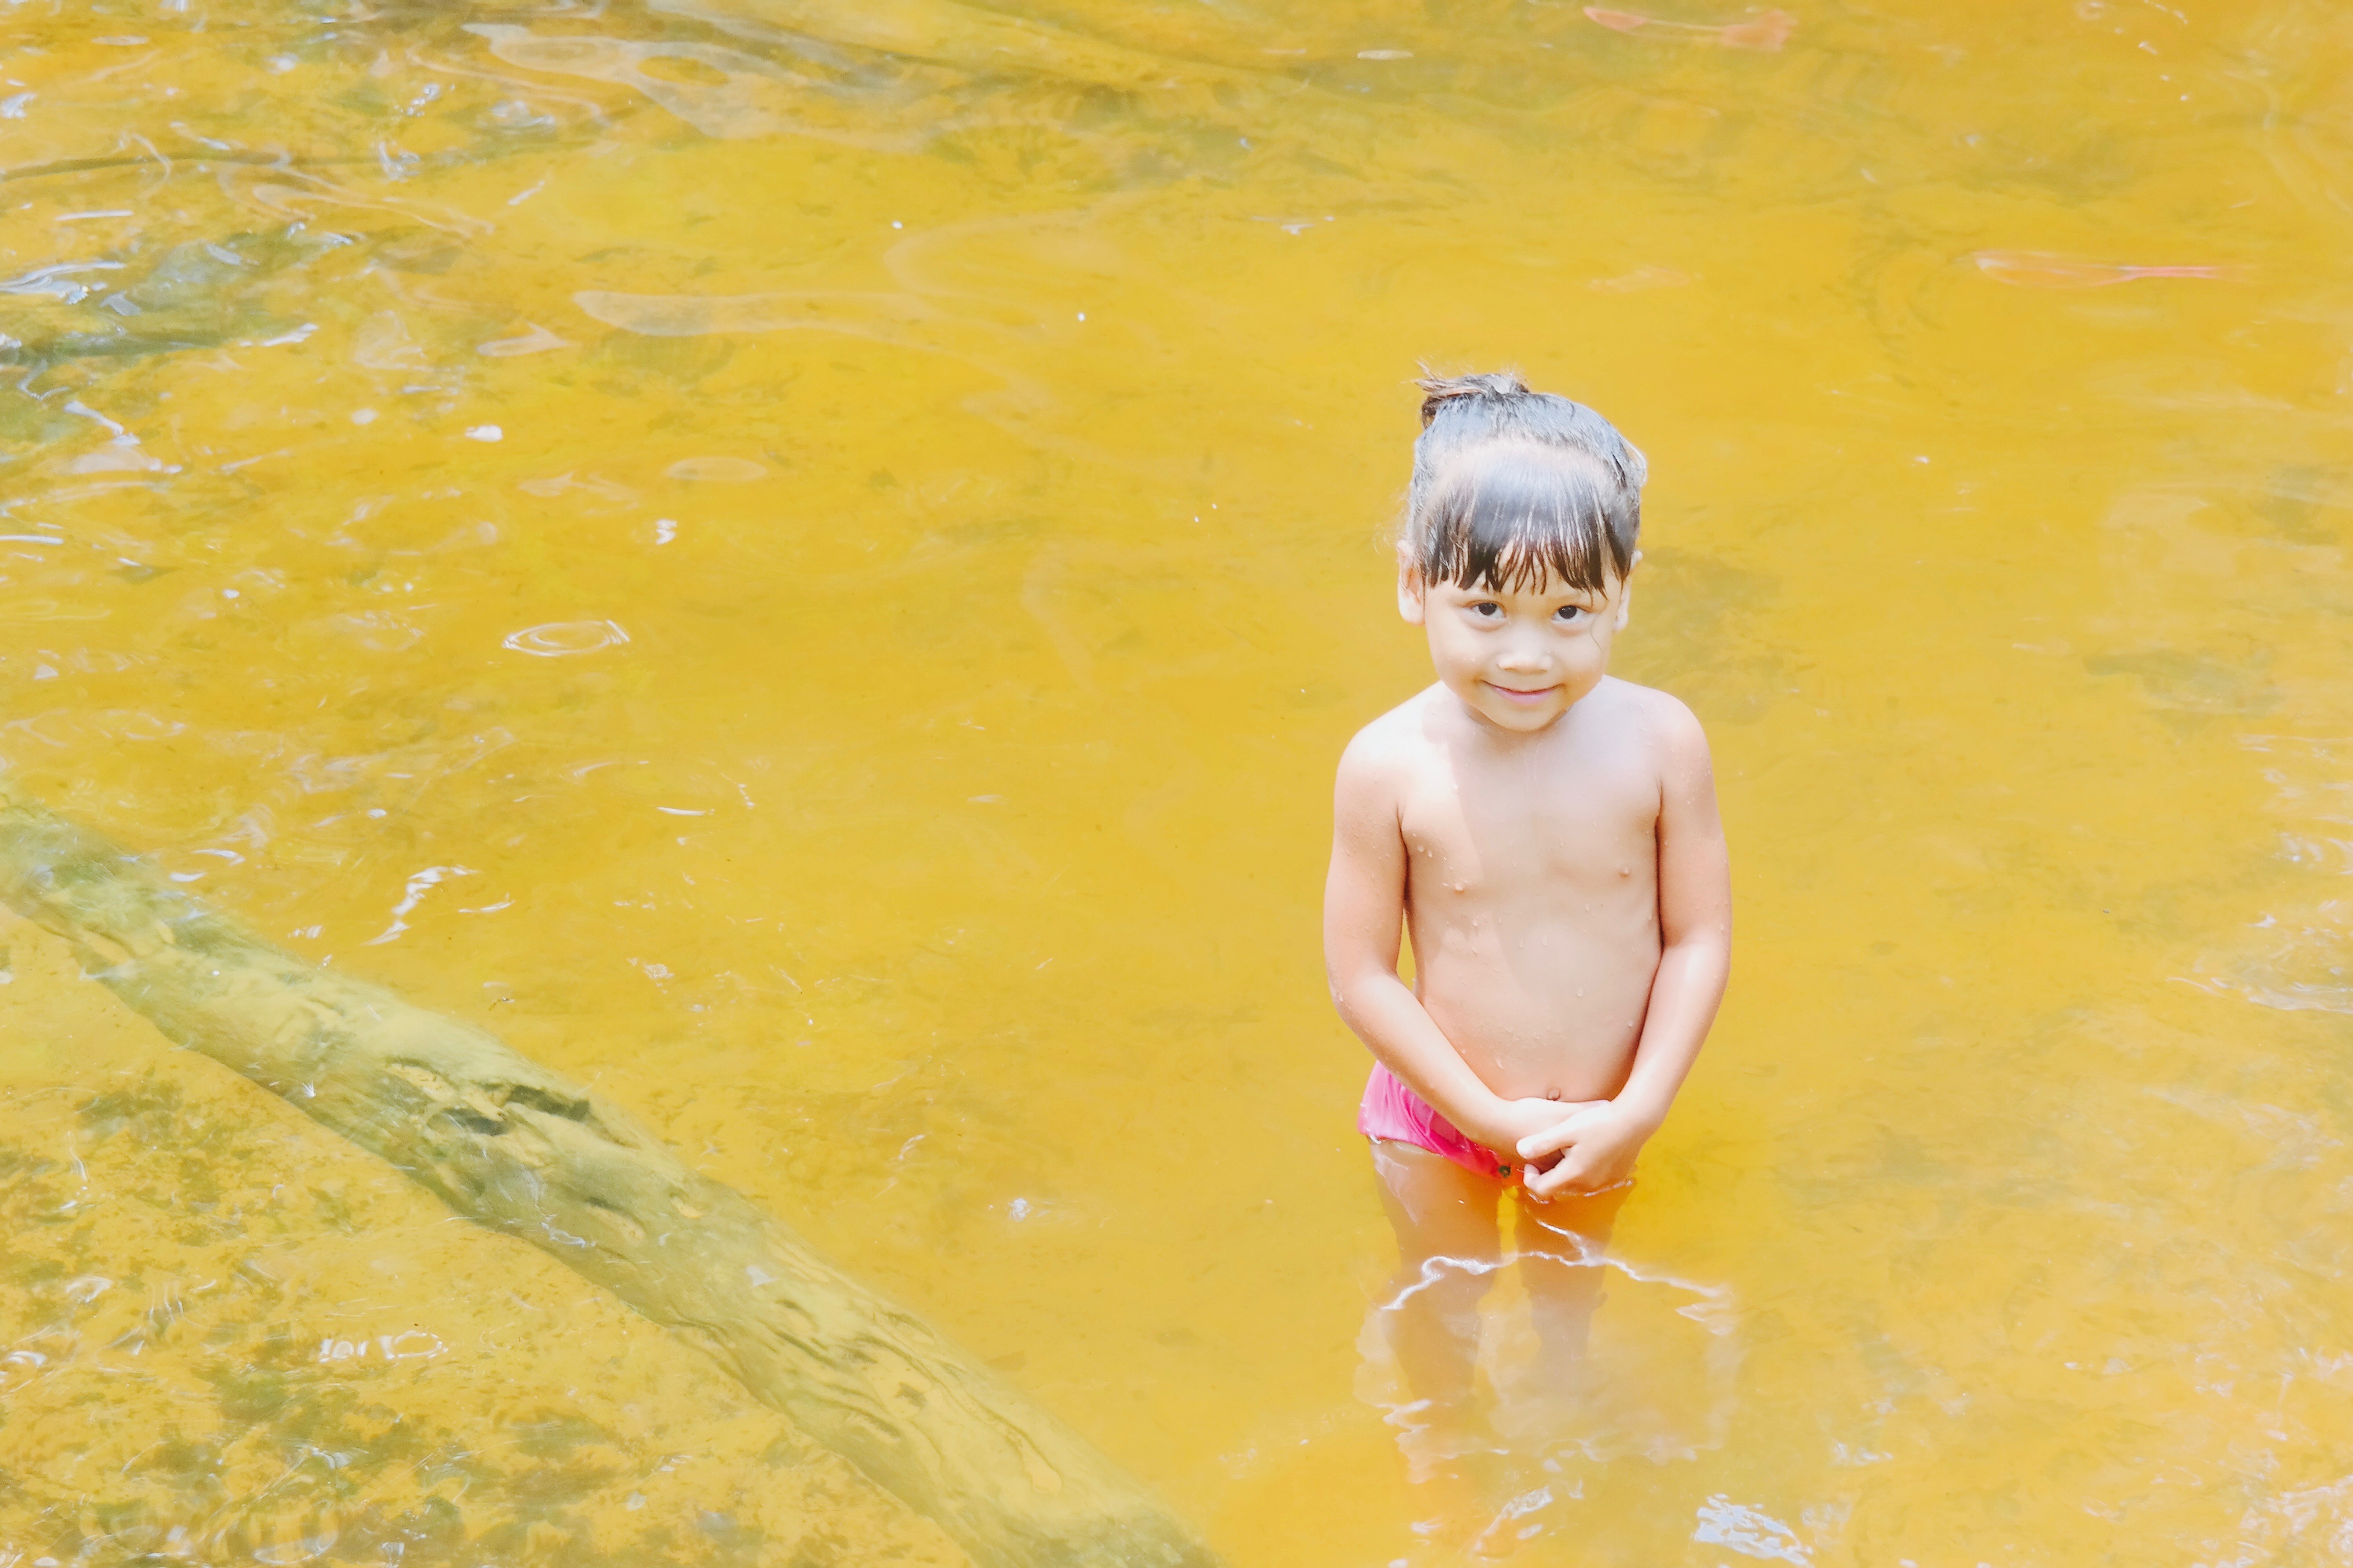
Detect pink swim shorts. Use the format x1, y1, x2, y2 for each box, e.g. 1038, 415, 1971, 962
1358, 1062, 1515, 1179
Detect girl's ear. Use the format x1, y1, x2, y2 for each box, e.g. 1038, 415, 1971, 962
1614, 550, 1641, 631
1397, 562, 1428, 625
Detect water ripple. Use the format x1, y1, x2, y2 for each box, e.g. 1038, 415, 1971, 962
501, 620, 631, 657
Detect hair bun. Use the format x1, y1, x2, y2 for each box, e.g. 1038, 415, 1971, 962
1414, 368, 1532, 428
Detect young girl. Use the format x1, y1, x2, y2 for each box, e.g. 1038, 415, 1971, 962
1323, 370, 1731, 1451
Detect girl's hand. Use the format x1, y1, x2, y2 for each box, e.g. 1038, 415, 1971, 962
1516, 1101, 1653, 1199
1476, 1096, 1607, 1172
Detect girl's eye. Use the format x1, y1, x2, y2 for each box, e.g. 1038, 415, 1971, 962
1554, 605, 1588, 622
1470, 601, 1502, 617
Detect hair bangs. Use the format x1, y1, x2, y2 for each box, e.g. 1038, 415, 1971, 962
1415, 446, 1630, 595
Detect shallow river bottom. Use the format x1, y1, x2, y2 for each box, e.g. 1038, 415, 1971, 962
7, 0, 2353, 1562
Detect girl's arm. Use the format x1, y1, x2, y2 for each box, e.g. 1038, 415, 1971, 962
1521, 700, 1731, 1196
1323, 730, 1564, 1154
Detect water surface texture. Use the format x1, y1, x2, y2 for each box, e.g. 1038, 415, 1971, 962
6, 0, 2353, 1562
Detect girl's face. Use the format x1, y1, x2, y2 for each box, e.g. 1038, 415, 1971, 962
1397, 556, 1636, 734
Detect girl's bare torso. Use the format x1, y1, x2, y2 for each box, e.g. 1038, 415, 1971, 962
1388, 678, 1667, 1103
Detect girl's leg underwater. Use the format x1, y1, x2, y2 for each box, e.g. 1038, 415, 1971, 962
1369, 1138, 1505, 1439
1512, 1183, 1632, 1394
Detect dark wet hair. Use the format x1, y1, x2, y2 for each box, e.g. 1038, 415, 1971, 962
1404, 369, 1647, 595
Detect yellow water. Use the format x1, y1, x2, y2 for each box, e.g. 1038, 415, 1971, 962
5, 0, 2353, 1561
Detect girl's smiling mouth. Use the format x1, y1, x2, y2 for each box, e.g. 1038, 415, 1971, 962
1485, 681, 1558, 703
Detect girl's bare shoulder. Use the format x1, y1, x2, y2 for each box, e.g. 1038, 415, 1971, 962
1592, 677, 1712, 770
1337, 686, 1453, 783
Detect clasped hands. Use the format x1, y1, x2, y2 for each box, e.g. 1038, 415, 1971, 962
1483, 1095, 1653, 1201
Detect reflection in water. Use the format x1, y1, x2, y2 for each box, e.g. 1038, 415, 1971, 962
1579, 8, 1798, 52
1691, 1495, 1809, 1565
478, 323, 573, 358
667, 456, 769, 482
1966, 250, 2238, 289
8, 0, 2353, 1562
1352, 1214, 1740, 1482
464, 25, 932, 151
573, 288, 967, 337
2183, 736, 2353, 1015
500, 620, 633, 657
